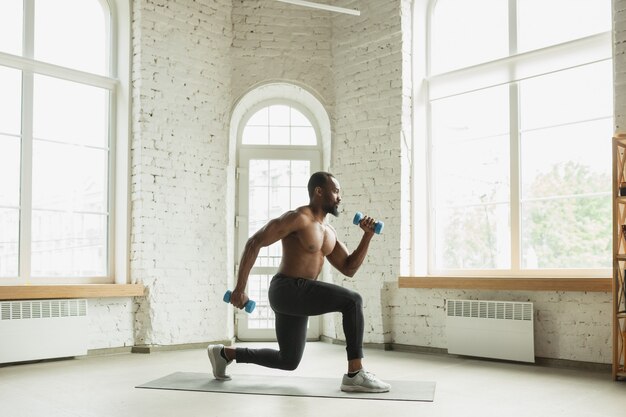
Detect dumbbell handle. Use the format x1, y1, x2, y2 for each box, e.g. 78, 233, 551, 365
353, 212, 384, 234
223, 290, 256, 313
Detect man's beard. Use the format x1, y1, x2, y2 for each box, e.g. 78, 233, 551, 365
325, 203, 339, 217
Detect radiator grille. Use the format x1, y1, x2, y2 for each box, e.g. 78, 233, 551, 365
0, 299, 88, 321
447, 299, 532, 321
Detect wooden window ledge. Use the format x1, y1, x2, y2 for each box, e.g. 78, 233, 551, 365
398, 277, 611, 292
0, 284, 145, 301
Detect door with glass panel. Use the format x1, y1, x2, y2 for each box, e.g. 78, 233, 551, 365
236, 150, 320, 340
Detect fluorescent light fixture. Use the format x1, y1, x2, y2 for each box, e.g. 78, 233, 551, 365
275, 0, 360, 16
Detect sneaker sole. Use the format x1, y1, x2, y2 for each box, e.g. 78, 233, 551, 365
340, 385, 390, 393
207, 346, 231, 381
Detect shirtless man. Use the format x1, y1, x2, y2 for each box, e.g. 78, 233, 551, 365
207, 171, 390, 393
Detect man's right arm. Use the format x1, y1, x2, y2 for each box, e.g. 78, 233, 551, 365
230, 210, 306, 309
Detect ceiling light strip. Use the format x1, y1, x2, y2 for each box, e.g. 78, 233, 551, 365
275, 0, 360, 16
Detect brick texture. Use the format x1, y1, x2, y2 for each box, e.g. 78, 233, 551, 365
130, 0, 233, 346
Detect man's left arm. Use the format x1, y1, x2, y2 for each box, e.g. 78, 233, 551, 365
326, 216, 377, 277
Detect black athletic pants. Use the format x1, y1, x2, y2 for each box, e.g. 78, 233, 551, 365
235, 274, 364, 370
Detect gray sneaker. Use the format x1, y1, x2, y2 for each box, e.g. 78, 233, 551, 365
207, 344, 233, 380
340, 369, 391, 393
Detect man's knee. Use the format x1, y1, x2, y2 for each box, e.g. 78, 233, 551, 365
279, 355, 301, 371
346, 290, 362, 309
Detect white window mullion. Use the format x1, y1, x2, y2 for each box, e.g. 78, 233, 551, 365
508, 0, 520, 272
18, 0, 35, 283
509, 83, 521, 272
19, 73, 33, 283
23, 0, 34, 58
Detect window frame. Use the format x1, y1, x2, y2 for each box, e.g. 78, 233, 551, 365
235, 98, 323, 341
0, 0, 130, 285
416, 0, 613, 278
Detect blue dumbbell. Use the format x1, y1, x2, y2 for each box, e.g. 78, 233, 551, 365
223, 290, 256, 313
353, 212, 384, 234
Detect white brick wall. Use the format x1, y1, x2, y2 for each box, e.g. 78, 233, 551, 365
329, 0, 405, 344
88, 299, 135, 350
231, 0, 333, 106
83, 0, 620, 364
129, 0, 233, 346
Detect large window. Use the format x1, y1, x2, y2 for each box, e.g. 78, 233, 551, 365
426, 0, 613, 276
0, 0, 127, 284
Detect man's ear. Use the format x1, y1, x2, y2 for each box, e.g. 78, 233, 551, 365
315, 186, 323, 197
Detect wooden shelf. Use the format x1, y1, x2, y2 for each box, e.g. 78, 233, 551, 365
0, 284, 144, 300
613, 135, 626, 381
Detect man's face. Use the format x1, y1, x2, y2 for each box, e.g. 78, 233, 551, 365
322, 177, 341, 217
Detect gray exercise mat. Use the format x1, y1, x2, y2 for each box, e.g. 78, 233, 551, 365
136, 372, 435, 402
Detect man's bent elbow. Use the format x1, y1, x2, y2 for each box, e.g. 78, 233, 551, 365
244, 236, 263, 254
342, 267, 358, 278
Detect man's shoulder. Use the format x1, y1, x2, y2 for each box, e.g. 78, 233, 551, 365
279, 206, 313, 224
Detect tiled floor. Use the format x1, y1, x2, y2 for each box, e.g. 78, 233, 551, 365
0, 341, 624, 417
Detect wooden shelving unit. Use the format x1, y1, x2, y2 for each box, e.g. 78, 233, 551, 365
612, 133, 626, 380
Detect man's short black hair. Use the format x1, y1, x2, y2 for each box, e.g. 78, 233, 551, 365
307, 171, 335, 198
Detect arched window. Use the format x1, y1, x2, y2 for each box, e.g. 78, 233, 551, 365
0, 0, 130, 283
231, 83, 329, 340
424, 0, 613, 275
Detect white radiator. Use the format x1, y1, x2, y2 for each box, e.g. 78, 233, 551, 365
0, 299, 88, 364
446, 299, 535, 363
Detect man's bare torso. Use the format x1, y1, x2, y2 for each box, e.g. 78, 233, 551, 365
277, 206, 336, 280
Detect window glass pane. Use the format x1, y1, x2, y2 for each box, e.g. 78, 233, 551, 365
517, 0, 611, 53
0, 0, 22, 55
243, 105, 317, 146
291, 127, 316, 145
520, 61, 612, 131
433, 135, 509, 207
248, 187, 268, 232
270, 187, 289, 220
0, 136, 21, 207
34, 0, 108, 75
246, 274, 275, 329
32, 140, 108, 213
33, 75, 108, 147
247, 107, 269, 125
431, 86, 510, 206
269, 160, 291, 187
242, 126, 268, 145
520, 118, 611, 269
269, 126, 289, 145
431, 85, 509, 143
291, 187, 308, 208
269, 105, 290, 126
0, 66, 22, 135
291, 160, 310, 187
435, 203, 510, 270
290, 161, 311, 209
431, 0, 508, 74
521, 119, 611, 200
249, 160, 269, 187
0, 209, 19, 278
31, 211, 107, 277
248, 158, 311, 267
521, 196, 611, 269
291, 108, 312, 126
